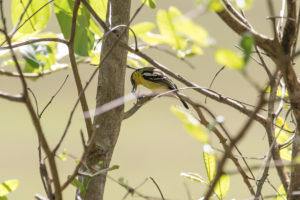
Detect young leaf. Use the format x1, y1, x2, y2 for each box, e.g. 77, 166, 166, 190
215, 49, 244, 70
0, 179, 19, 197
141, 0, 156, 9
90, 0, 108, 21
11, 0, 51, 34
70, 177, 86, 198
240, 32, 254, 64
156, 8, 187, 50
203, 144, 216, 182
214, 174, 230, 198
170, 7, 210, 47
171, 106, 209, 143
131, 22, 155, 36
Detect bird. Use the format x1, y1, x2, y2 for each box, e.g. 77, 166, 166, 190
130, 67, 189, 109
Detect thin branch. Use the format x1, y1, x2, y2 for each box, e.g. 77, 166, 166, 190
39, 75, 69, 118
67, 0, 93, 137
149, 177, 166, 200
0, 2, 62, 199
27, 88, 40, 116
216, 4, 279, 58
0, 38, 69, 50
205, 66, 225, 103
266, 0, 279, 42
124, 45, 267, 126
0, 91, 24, 102
0, 0, 54, 47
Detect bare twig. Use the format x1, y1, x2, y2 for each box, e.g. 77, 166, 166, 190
39, 75, 69, 118
0, 91, 24, 102
0, 2, 62, 199
149, 177, 166, 200
67, 0, 93, 137
205, 66, 225, 103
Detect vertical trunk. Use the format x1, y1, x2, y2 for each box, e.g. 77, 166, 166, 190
84, 1, 131, 199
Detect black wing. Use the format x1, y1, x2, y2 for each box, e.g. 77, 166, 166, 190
142, 69, 177, 90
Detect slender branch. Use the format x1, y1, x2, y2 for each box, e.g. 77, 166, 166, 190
0, 38, 69, 50
266, 0, 279, 42
149, 177, 166, 200
0, 91, 24, 102
0, 65, 70, 78
216, 4, 279, 57
0, 0, 54, 46
0, 2, 62, 199
67, 0, 93, 138
124, 45, 267, 126
39, 75, 69, 118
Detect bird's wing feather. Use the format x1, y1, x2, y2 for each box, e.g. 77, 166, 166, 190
142, 70, 176, 90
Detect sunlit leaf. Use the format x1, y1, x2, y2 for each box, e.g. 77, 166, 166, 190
279, 148, 292, 161
195, 0, 224, 12
171, 106, 209, 143
138, 32, 166, 45
131, 22, 155, 36
58, 148, 68, 161
11, 0, 51, 34
203, 144, 216, 182
169, 7, 210, 47
215, 49, 244, 70
274, 184, 287, 200
156, 8, 187, 50
276, 117, 293, 133
90, 0, 108, 21
180, 172, 208, 184
265, 86, 289, 98
0, 180, 19, 197
214, 174, 230, 198
141, 0, 156, 9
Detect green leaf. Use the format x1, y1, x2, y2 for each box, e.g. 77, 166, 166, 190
276, 117, 293, 133
70, 177, 86, 197
0, 180, 19, 197
21, 42, 57, 75
141, 0, 156, 9
240, 32, 254, 64
203, 144, 216, 182
214, 174, 230, 198
11, 0, 51, 34
131, 22, 155, 36
171, 106, 209, 143
0, 196, 8, 200
215, 49, 244, 70
180, 172, 208, 184
157, 8, 187, 50
54, 0, 94, 56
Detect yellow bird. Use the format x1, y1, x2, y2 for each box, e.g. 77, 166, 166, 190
130, 67, 189, 109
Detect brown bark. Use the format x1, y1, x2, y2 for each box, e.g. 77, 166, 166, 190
83, 1, 131, 200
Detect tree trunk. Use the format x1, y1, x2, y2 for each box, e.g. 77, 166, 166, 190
84, 1, 131, 199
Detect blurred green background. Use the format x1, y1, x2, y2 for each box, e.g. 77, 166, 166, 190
0, 0, 294, 199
